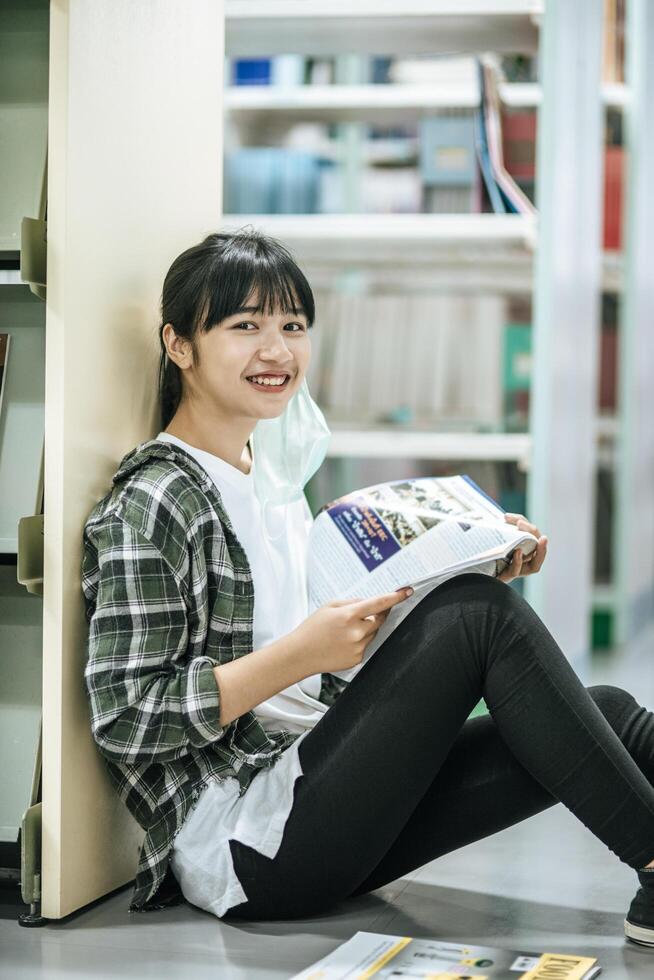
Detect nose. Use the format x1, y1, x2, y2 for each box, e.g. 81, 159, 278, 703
260, 333, 293, 361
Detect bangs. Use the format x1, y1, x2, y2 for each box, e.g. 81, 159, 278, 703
198, 233, 315, 333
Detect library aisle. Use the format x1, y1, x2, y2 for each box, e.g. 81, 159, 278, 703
1, 1, 653, 978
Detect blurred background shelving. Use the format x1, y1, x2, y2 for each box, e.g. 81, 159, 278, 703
219, 0, 632, 656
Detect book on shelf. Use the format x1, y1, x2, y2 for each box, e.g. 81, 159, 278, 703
602, 0, 625, 84
290, 931, 601, 979
478, 58, 536, 216
387, 54, 480, 90
230, 57, 272, 86
599, 322, 617, 413
359, 165, 423, 214
501, 106, 536, 204
224, 148, 324, 213
307, 474, 538, 682
419, 114, 478, 214
603, 144, 623, 250
503, 322, 532, 431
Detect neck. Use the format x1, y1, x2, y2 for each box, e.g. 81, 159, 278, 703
163, 401, 254, 474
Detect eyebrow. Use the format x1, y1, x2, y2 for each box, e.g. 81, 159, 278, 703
234, 306, 307, 318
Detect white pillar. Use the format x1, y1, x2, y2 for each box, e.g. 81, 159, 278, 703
524, 0, 604, 663
613, 0, 654, 644
44, 0, 224, 920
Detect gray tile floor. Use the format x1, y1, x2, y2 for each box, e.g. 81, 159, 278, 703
2, 625, 654, 979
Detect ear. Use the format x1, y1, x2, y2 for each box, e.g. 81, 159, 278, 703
162, 323, 193, 369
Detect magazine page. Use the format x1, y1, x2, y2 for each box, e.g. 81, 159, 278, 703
290, 930, 601, 980
307, 475, 537, 611
327, 564, 491, 683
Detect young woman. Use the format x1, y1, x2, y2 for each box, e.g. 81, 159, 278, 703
82, 230, 654, 948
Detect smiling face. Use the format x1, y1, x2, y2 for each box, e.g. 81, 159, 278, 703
180, 289, 312, 425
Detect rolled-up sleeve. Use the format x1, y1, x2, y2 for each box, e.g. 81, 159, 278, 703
83, 518, 227, 764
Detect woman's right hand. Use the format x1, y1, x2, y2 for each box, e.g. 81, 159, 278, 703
289, 587, 415, 676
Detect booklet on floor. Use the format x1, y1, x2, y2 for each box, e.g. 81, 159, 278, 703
306, 475, 538, 681
289, 931, 601, 979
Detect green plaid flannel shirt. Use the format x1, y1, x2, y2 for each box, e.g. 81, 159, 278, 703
81, 439, 348, 913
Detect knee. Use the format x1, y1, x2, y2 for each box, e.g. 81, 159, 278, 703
408, 573, 533, 644
587, 684, 636, 722
423, 571, 521, 613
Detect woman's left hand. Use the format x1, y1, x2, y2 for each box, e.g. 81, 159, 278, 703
496, 513, 548, 584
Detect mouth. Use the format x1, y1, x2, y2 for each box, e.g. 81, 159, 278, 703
245, 372, 292, 392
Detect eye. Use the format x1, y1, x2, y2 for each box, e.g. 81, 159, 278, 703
232, 321, 307, 332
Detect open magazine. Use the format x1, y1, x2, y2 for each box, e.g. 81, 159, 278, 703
306, 475, 538, 681
290, 931, 601, 979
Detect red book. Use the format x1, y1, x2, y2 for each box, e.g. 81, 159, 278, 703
603, 145, 624, 250
501, 110, 537, 181
598, 324, 618, 412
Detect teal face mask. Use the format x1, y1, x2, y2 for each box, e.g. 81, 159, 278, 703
250, 376, 331, 540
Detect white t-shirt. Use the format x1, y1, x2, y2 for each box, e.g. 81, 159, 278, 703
155, 431, 326, 917
156, 431, 329, 734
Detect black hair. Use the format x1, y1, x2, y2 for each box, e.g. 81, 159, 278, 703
157, 227, 315, 429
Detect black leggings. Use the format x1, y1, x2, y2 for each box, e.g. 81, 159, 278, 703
225, 573, 654, 921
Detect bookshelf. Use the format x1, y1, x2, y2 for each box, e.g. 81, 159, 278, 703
222, 1, 639, 663
325, 429, 531, 466
221, 214, 623, 294
222, 212, 535, 254
225, 81, 629, 120
0, 0, 225, 923
224, 1, 542, 58
0, 0, 48, 928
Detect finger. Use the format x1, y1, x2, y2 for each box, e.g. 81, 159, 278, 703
362, 611, 386, 633
354, 588, 413, 617
497, 548, 521, 582
497, 561, 517, 583
526, 536, 548, 573
363, 609, 389, 623
507, 549, 524, 580
505, 513, 541, 538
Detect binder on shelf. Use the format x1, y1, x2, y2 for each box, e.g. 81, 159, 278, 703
0, 332, 10, 421
16, 442, 44, 594
20, 154, 48, 302
20, 711, 42, 907
20, 218, 47, 302
17, 515, 44, 596
21, 800, 42, 907
419, 114, 477, 213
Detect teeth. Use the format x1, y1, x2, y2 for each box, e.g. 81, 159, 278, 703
247, 376, 287, 386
